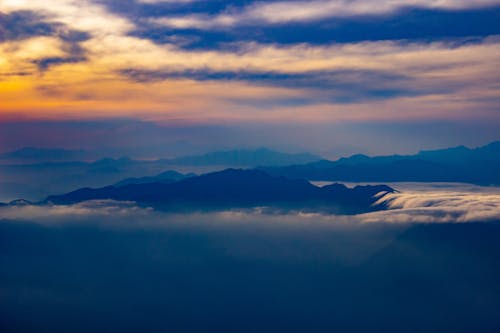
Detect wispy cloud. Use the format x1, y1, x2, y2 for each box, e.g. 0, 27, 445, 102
149, 0, 500, 29
0, 0, 499, 124
136, 0, 201, 3
0, 0, 133, 36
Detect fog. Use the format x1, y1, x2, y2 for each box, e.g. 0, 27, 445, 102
1, 183, 499, 225
1, 183, 499, 332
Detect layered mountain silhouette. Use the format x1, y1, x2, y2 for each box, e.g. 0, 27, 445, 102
44, 169, 394, 214
3, 142, 498, 204
262, 141, 500, 185
166, 148, 321, 167
0, 147, 89, 163
0, 147, 320, 167
0, 148, 321, 201
113, 170, 196, 187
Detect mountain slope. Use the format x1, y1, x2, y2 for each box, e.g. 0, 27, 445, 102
44, 169, 394, 214
166, 148, 321, 167
0, 148, 321, 202
0, 147, 88, 163
113, 170, 195, 187
262, 141, 500, 185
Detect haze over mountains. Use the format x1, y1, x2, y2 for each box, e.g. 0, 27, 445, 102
263, 141, 500, 185
0, 147, 320, 166
0, 147, 90, 163
113, 170, 196, 187
0, 148, 321, 201
0, 142, 499, 202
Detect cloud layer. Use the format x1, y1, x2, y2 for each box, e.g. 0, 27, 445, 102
0, 0, 499, 124
151, 0, 500, 29
1, 183, 499, 225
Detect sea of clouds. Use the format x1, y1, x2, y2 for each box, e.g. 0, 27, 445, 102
1, 183, 500, 332
1, 183, 499, 225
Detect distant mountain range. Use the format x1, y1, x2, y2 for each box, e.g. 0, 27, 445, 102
0, 147, 321, 167
0, 148, 322, 201
262, 141, 500, 185
113, 170, 196, 187
1, 142, 499, 203
0, 147, 89, 163
43, 169, 395, 214
165, 148, 321, 167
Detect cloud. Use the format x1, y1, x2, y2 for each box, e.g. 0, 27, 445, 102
0, 0, 133, 37
0, 10, 91, 72
0, 11, 58, 42
118, 67, 423, 103
0, 0, 499, 124
2, 183, 500, 331
136, 0, 200, 3
1, 183, 499, 225
32, 56, 86, 71
149, 0, 500, 29
369, 185, 500, 223
0, 200, 152, 223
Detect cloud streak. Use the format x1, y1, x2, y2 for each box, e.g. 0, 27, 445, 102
149, 0, 500, 29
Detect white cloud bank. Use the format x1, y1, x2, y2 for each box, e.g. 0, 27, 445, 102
370, 191, 500, 223
1, 183, 499, 226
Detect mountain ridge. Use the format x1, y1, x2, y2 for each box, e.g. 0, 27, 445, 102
261, 141, 500, 185
43, 169, 395, 214
113, 170, 196, 187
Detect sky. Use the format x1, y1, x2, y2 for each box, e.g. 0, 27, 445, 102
1, 0, 500, 156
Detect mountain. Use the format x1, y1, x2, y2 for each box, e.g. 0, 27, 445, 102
261, 141, 500, 185
114, 170, 196, 187
0, 147, 88, 163
166, 148, 321, 167
8, 199, 33, 206
0, 148, 320, 202
44, 169, 394, 214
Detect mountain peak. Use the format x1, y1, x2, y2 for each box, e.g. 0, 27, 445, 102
44, 169, 394, 214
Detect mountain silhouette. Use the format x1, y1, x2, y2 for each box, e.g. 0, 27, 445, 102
262, 141, 500, 185
7, 199, 33, 206
44, 169, 394, 214
0, 148, 321, 202
0, 147, 88, 163
164, 148, 321, 167
114, 170, 196, 187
